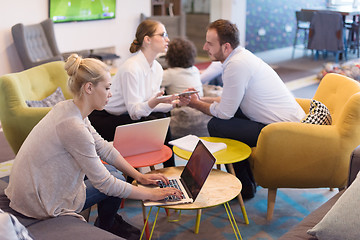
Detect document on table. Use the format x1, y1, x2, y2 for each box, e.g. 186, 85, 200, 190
169, 135, 227, 153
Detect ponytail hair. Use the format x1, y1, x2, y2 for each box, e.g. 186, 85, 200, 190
129, 19, 161, 53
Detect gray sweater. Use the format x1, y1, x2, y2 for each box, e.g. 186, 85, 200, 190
5, 100, 133, 219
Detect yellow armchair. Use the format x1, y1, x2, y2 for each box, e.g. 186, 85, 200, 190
0, 61, 71, 154
250, 73, 360, 220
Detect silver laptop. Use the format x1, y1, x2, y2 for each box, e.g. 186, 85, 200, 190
141, 140, 216, 207
113, 117, 170, 157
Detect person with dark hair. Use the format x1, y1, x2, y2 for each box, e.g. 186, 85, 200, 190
5, 54, 182, 240
162, 38, 203, 96
184, 19, 306, 199
88, 20, 186, 168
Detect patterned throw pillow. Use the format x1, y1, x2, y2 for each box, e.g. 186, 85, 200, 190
26, 87, 65, 107
301, 99, 332, 125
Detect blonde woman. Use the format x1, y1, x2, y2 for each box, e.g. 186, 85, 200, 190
5, 54, 182, 239
89, 19, 186, 168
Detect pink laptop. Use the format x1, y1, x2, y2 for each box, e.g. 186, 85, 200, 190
113, 117, 170, 157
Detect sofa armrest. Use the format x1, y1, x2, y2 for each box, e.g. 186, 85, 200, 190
2, 107, 51, 153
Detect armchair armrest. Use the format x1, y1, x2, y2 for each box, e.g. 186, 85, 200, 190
2, 106, 51, 153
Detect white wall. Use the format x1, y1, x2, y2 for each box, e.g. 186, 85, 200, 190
210, 0, 246, 47
0, 0, 151, 75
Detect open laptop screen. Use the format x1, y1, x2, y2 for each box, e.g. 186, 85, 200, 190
180, 140, 216, 200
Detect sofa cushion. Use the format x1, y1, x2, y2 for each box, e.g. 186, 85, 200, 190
28, 215, 124, 240
0, 180, 123, 240
307, 173, 360, 239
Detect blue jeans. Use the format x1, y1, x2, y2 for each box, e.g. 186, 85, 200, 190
82, 164, 124, 230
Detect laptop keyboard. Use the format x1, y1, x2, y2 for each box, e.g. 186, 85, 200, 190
158, 179, 185, 201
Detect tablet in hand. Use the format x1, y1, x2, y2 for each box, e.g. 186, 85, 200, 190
156, 90, 199, 99
177, 90, 199, 97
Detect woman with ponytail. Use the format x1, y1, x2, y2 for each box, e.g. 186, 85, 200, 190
5, 54, 182, 239
89, 19, 187, 168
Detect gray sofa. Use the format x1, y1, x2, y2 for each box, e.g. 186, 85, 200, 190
279, 145, 360, 239
0, 179, 123, 240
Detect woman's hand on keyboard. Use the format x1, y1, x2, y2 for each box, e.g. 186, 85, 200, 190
138, 173, 170, 185
130, 179, 183, 201
150, 187, 183, 201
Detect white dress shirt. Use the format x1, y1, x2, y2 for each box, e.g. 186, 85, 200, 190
209, 47, 305, 124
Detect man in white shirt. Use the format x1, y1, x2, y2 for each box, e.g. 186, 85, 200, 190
186, 19, 305, 199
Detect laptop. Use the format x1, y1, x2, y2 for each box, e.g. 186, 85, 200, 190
113, 117, 170, 157
140, 140, 216, 207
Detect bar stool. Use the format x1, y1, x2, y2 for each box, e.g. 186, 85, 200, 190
347, 21, 360, 57
292, 11, 314, 58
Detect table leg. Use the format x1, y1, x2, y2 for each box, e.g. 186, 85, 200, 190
194, 209, 202, 234
226, 163, 249, 225
224, 202, 242, 240
140, 206, 160, 240
141, 205, 151, 240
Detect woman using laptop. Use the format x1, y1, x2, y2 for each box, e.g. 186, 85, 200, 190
89, 19, 186, 167
5, 54, 182, 239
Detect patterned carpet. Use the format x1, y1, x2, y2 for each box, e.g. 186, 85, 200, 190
88, 184, 337, 240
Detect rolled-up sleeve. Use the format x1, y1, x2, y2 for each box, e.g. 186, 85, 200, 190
210, 60, 251, 119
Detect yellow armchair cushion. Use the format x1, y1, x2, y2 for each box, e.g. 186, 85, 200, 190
0, 61, 71, 153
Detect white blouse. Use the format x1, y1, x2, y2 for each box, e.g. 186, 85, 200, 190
105, 51, 173, 120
